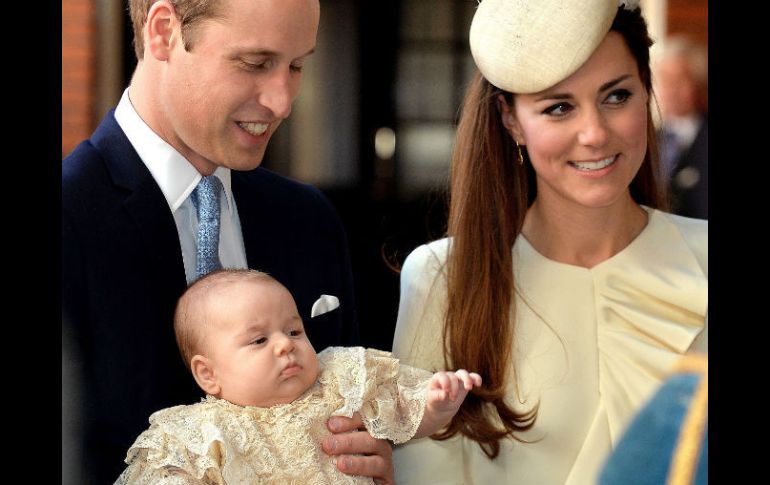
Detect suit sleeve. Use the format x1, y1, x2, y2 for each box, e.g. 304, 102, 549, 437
62, 193, 89, 357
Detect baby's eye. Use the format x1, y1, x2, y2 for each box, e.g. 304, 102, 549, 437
288, 329, 303, 337
252, 337, 267, 345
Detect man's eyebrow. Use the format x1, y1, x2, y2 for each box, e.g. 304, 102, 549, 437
237, 47, 316, 58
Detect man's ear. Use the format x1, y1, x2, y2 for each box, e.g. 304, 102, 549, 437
145, 0, 180, 61
191, 355, 220, 396
496, 94, 525, 144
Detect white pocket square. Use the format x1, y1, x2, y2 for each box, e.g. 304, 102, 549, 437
311, 294, 340, 318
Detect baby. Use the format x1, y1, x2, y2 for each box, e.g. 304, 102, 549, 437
115, 269, 481, 484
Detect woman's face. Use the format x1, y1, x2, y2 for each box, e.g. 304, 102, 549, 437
501, 32, 649, 210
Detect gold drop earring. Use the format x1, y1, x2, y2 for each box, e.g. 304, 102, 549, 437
515, 141, 524, 165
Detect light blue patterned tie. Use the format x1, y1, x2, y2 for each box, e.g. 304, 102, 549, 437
191, 175, 223, 278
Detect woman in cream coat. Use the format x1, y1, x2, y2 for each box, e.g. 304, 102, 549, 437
391, 1, 707, 484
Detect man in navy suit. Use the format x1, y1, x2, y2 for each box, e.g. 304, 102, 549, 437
62, 1, 393, 483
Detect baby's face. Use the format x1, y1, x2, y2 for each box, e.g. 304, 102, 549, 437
203, 280, 320, 407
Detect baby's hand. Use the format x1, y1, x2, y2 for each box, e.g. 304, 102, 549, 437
427, 370, 482, 413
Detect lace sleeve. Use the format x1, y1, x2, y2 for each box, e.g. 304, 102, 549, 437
319, 347, 432, 445
113, 405, 227, 485
362, 348, 432, 444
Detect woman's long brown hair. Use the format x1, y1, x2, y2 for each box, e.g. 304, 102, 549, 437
434, 7, 667, 459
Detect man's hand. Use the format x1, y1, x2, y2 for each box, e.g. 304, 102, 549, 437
322, 413, 395, 485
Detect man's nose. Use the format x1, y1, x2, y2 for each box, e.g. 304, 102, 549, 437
260, 68, 294, 120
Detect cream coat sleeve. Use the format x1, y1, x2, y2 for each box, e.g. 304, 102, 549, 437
392, 240, 473, 485
392, 240, 451, 372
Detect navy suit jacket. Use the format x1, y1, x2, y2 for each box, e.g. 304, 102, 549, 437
62, 111, 359, 484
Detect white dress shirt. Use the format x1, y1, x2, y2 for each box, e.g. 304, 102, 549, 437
114, 89, 248, 283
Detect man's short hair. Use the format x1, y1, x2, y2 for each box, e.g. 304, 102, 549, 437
129, 0, 224, 60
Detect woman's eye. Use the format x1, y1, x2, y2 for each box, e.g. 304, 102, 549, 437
605, 89, 632, 105
542, 102, 573, 116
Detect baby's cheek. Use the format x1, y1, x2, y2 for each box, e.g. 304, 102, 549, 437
307, 352, 321, 382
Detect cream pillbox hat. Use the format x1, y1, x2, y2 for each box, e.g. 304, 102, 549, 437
470, 0, 632, 94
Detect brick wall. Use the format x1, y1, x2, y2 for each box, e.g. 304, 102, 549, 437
62, 0, 95, 158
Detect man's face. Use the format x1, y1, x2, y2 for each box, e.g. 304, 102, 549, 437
159, 0, 320, 174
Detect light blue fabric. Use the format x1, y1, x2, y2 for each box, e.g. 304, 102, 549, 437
191, 175, 223, 278
599, 371, 707, 485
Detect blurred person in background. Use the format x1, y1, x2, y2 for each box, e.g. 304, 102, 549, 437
654, 35, 708, 219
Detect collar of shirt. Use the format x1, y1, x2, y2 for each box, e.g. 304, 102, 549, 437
114, 88, 236, 216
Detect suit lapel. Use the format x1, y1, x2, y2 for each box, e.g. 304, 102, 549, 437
91, 112, 188, 290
